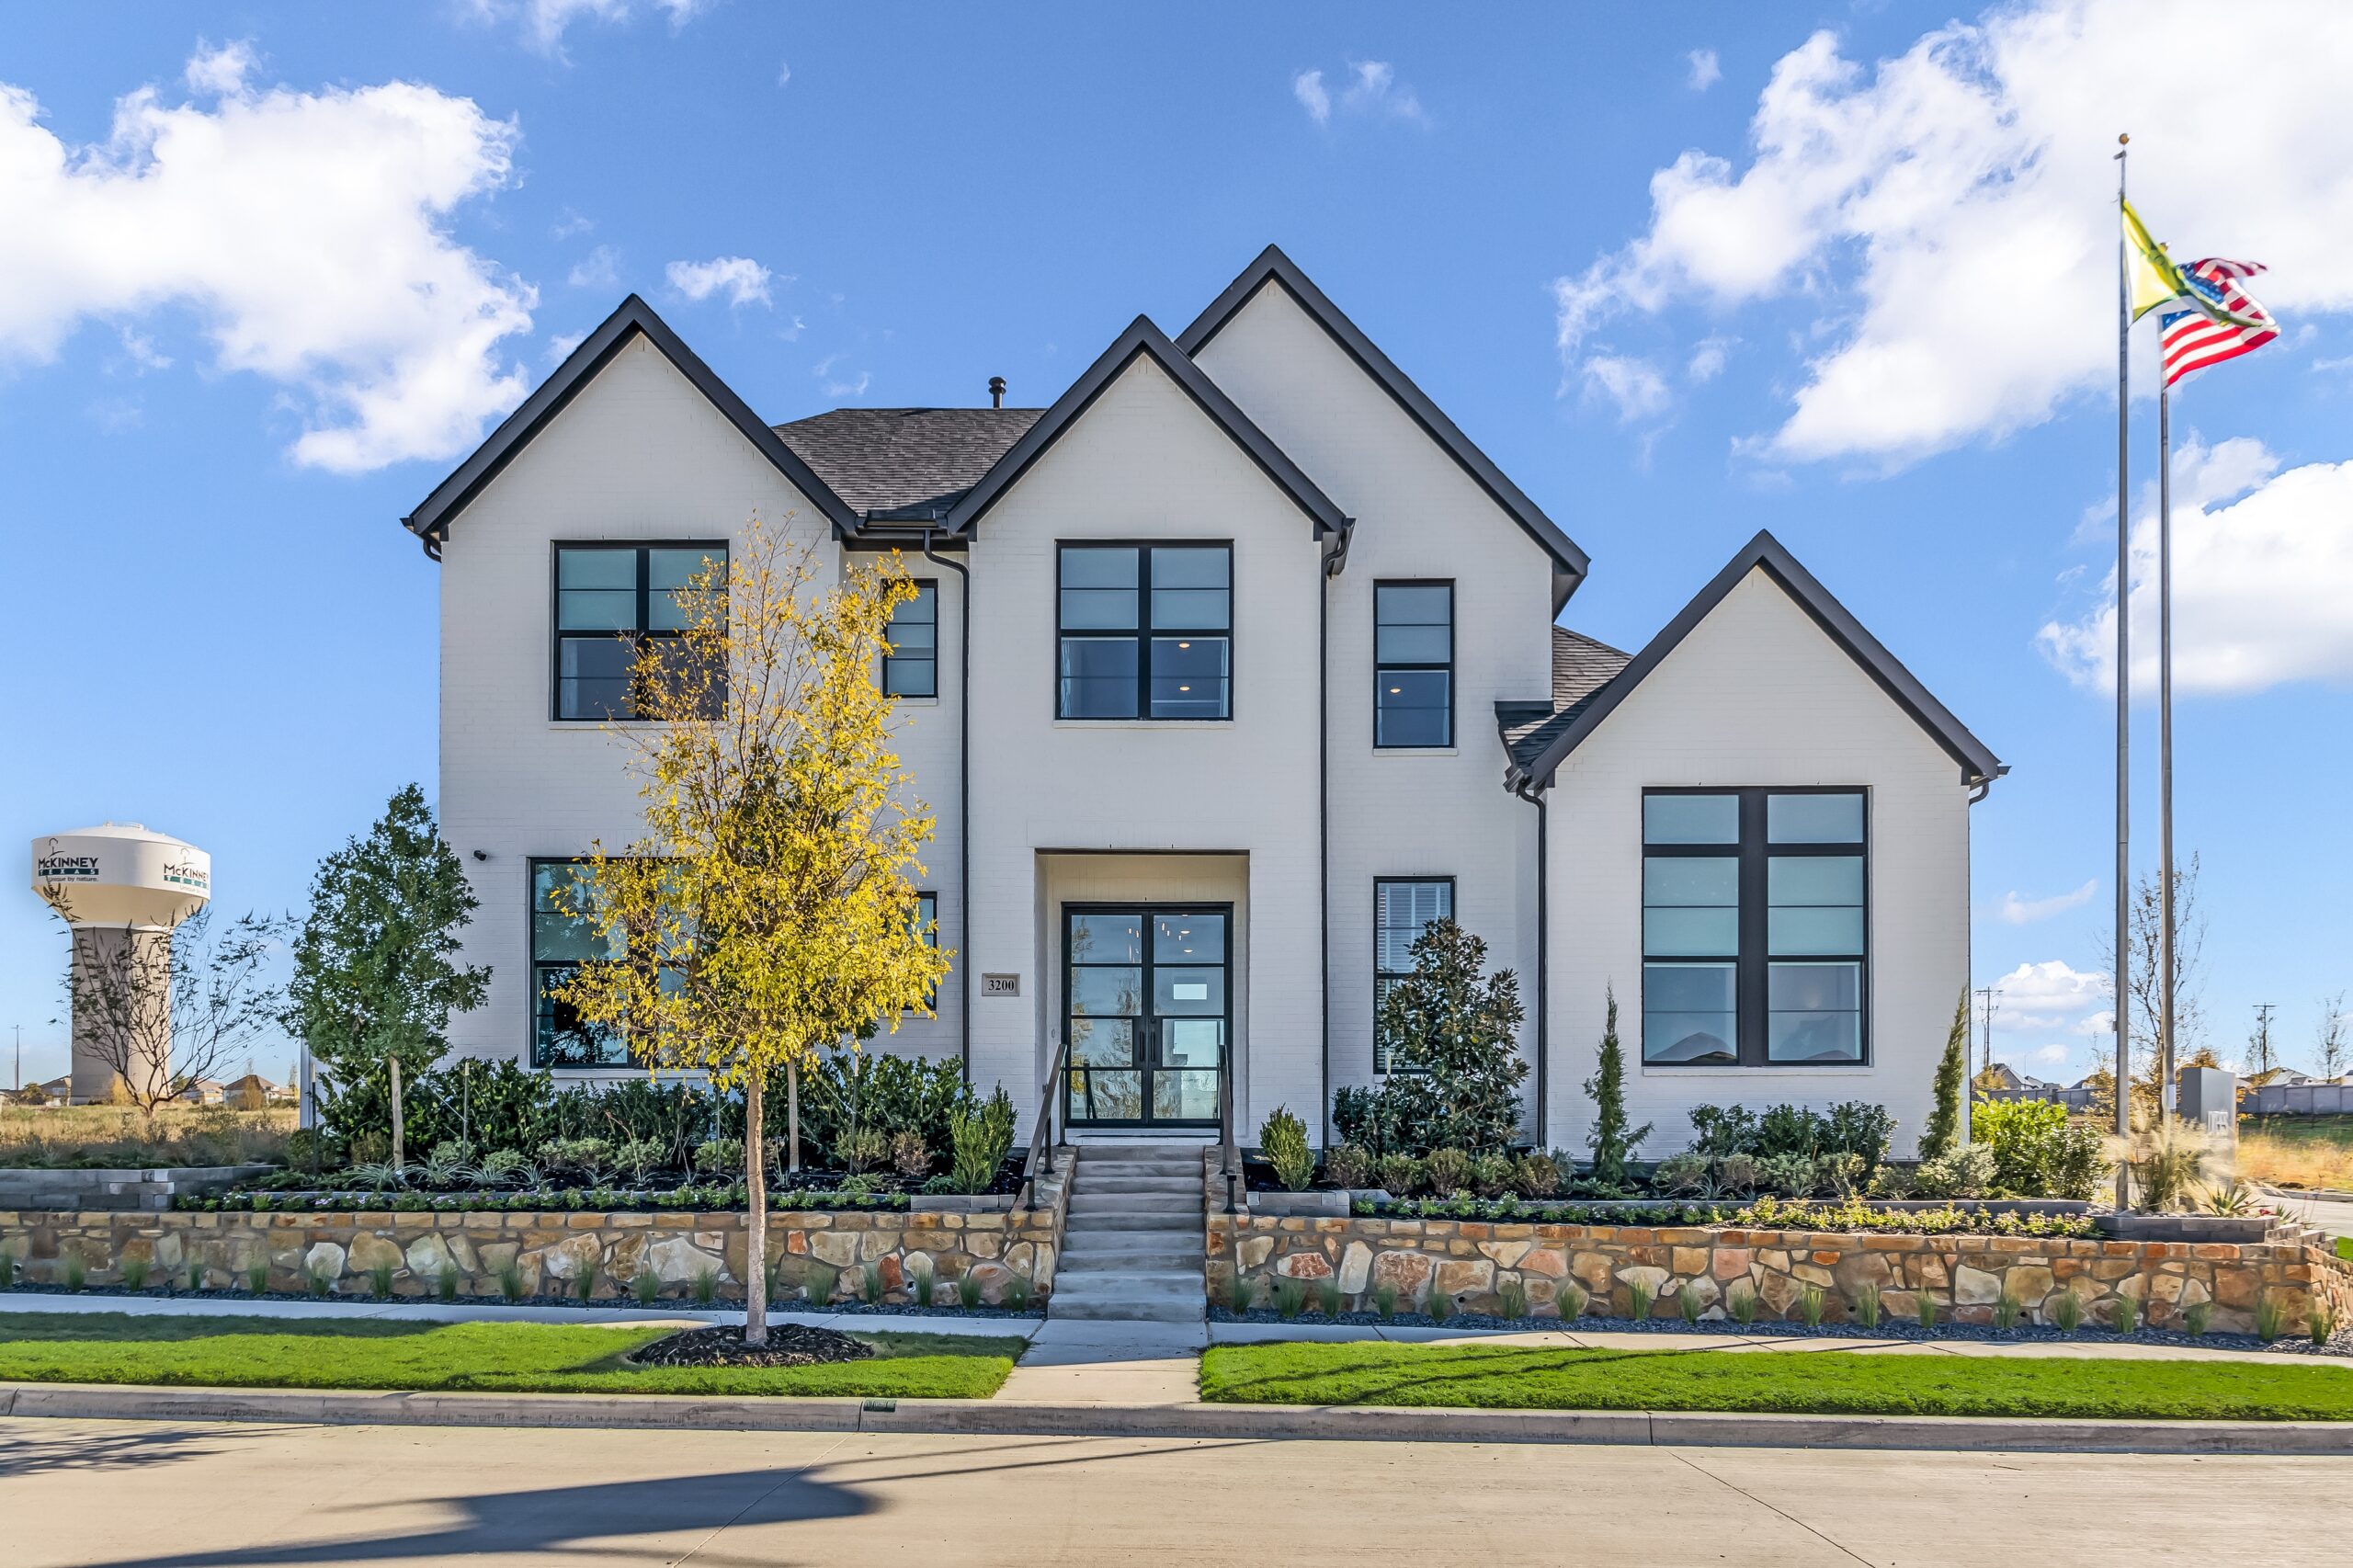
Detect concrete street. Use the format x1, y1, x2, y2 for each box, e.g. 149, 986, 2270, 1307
4, 1416, 2350, 1566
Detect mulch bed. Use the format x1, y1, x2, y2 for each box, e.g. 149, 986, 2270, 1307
624, 1323, 874, 1369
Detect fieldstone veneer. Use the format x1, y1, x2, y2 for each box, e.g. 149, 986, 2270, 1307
1, 1204, 1061, 1306
1209, 1214, 2353, 1335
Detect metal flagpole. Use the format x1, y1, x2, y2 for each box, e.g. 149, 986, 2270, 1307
2113, 134, 2133, 1207
2158, 381, 2177, 1121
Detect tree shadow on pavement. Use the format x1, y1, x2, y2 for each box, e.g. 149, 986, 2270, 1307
0, 1421, 251, 1478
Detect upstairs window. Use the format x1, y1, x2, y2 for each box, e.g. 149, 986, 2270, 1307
882, 581, 938, 697
1373, 877, 1453, 1073
1641, 789, 1867, 1067
1374, 582, 1453, 747
1057, 544, 1231, 720
553, 543, 726, 721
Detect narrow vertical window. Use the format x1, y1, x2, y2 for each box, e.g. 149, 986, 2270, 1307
552, 543, 726, 721
912, 891, 939, 1010
529, 859, 627, 1068
1056, 544, 1231, 720
1374, 582, 1453, 747
882, 582, 938, 697
1766, 792, 1866, 1063
1373, 878, 1453, 1072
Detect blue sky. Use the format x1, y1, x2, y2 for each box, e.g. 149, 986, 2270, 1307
7, 1, 2352, 1088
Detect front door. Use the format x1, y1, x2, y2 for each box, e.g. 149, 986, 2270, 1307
1063, 905, 1229, 1127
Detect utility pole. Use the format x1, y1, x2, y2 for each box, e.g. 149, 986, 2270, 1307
1974, 987, 1997, 1081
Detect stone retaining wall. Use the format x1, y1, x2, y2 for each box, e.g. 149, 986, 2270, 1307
0, 1165, 275, 1213
1, 1200, 1063, 1306
1210, 1214, 2353, 1335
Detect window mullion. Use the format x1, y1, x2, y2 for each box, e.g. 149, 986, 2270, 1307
1739, 789, 1768, 1067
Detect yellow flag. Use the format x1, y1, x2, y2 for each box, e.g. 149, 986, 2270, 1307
2122, 199, 2186, 322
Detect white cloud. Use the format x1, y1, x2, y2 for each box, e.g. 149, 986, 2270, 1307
0, 62, 533, 472
1998, 879, 2097, 924
1986, 959, 2109, 1033
665, 256, 774, 309
2039, 435, 2353, 693
1294, 60, 1427, 128
1686, 335, 1733, 382
2030, 1043, 2071, 1065
185, 40, 256, 97
568, 244, 620, 290
1687, 49, 1722, 91
1581, 354, 1671, 423
551, 208, 594, 239
463, 0, 707, 61
116, 327, 172, 373
545, 329, 585, 363
779, 313, 805, 342
1553, 0, 2353, 466
1292, 69, 1330, 125
777, 59, 792, 88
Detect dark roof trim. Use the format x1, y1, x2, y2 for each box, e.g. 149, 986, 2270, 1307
400, 294, 859, 556
1517, 530, 2006, 790
943, 314, 1351, 539
1176, 244, 1591, 586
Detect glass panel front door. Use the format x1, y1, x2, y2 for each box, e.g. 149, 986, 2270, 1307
1065, 905, 1228, 1126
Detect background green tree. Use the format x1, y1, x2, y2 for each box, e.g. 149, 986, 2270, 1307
1373, 917, 1527, 1154
1919, 990, 1970, 1159
284, 784, 489, 1128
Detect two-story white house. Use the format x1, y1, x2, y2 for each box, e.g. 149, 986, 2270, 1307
399, 245, 2003, 1156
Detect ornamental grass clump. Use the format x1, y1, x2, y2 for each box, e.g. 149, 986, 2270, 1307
1317, 1278, 1343, 1318
807, 1263, 839, 1307
1559, 1282, 1589, 1321
574, 1260, 599, 1305
2111, 1290, 2141, 1335
1005, 1275, 1033, 1312
2255, 1294, 2286, 1343
1992, 1291, 2020, 1331
64, 1255, 87, 1292
369, 1261, 395, 1299
1678, 1282, 1705, 1326
957, 1269, 982, 1312
1853, 1283, 1881, 1331
1796, 1285, 1826, 1330
308, 1268, 334, 1300
1373, 1281, 1398, 1321
499, 1262, 526, 1303
633, 1267, 660, 1306
692, 1268, 717, 1308
1915, 1293, 1938, 1333
2310, 1298, 2337, 1347
1426, 1282, 1453, 1324
2052, 1289, 2084, 1334
861, 1261, 887, 1307
2184, 1299, 2212, 1338
0, 1250, 15, 1290
121, 1256, 149, 1291
1225, 1271, 1254, 1315
908, 1256, 936, 1310
1274, 1278, 1305, 1321
438, 1266, 460, 1303
1497, 1279, 1528, 1322
1727, 1283, 1759, 1327
185, 1260, 203, 1292
246, 1259, 268, 1295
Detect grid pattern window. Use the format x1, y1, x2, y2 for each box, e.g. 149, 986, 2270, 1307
882, 582, 938, 698
553, 543, 727, 721
529, 859, 628, 1068
1373, 878, 1453, 1073
1374, 583, 1453, 747
1641, 790, 1867, 1067
1056, 544, 1232, 720
913, 892, 938, 1010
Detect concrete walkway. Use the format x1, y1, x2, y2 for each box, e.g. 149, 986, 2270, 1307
995, 1319, 1205, 1405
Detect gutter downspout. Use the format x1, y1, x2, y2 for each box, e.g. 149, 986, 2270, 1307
1318, 529, 1349, 1146
1513, 774, 1549, 1150
921, 527, 972, 1084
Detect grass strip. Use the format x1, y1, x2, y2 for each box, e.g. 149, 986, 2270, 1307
1199, 1341, 2353, 1422
0, 1312, 1021, 1399
2336, 1236, 2352, 1263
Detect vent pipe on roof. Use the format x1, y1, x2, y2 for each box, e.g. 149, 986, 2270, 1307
988, 376, 1006, 409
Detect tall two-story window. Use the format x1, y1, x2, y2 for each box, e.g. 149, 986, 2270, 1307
529, 859, 629, 1068
912, 891, 939, 1011
1641, 789, 1868, 1066
1373, 877, 1453, 1072
1056, 544, 1231, 720
552, 543, 727, 721
881, 582, 938, 698
1374, 582, 1453, 747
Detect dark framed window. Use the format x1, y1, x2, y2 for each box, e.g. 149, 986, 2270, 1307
1373, 877, 1454, 1073
882, 582, 938, 698
912, 892, 938, 1011
1056, 543, 1231, 720
529, 859, 628, 1068
1374, 581, 1453, 747
1641, 789, 1867, 1067
552, 542, 726, 721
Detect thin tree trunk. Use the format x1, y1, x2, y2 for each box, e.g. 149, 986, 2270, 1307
745, 1074, 767, 1346
787, 1061, 800, 1174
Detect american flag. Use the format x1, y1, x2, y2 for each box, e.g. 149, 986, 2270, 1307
2159, 258, 2278, 388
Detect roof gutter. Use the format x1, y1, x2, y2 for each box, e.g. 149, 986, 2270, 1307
1512, 774, 1549, 1150
920, 527, 972, 1085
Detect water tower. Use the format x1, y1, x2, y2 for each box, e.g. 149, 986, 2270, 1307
29, 824, 211, 1104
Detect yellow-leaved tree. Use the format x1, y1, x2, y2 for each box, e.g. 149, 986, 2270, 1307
552, 511, 951, 1346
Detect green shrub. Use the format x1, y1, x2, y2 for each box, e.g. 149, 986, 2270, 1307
1585, 988, 1650, 1186
2052, 1289, 2084, 1333
1727, 1283, 1759, 1326
498, 1262, 525, 1302
1915, 1292, 1938, 1332
1972, 1098, 2107, 1199
889, 1131, 930, 1180
1819, 1152, 1867, 1199
1372, 1281, 1397, 1320
1423, 1147, 1473, 1198
1992, 1291, 2020, 1331
369, 1261, 395, 1299
1426, 1281, 1453, 1324
807, 1263, 840, 1306
1469, 1153, 1514, 1199
438, 1265, 460, 1303
481, 1148, 538, 1187
2109, 1290, 2138, 1335
185, 1260, 203, 1292
1324, 1142, 1373, 1191
1559, 1282, 1589, 1320
1258, 1107, 1314, 1192
120, 1256, 150, 1291
574, 1260, 599, 1304
63, 1255, 87, 1291
1651, 1152, 1711, 1196
1274, 1278, 1305, 1320
692, 1138, 745, 1177
1756, 1152, 1820, 1197
309, 1268, 334, 1299
692, 1268, 717, 1308
1497, 1278, 1528, 1321
2309, 1297, 2336, 1346
1510, 1152, 1561, 1199
1375, 1153, 1421, 1198
1797, 1285, 1826, 1329
246, 1258, 269, 1294
634, 1267, 660, 1305
907, 1256, 936, 1309
1004, 1275, 1033, 1312
794, 1048, 974, 1170
1714, 1153, 1760, 1196
949, 1086, 1017, 1195
612, 1138, 665, 1184
537, 1136, 615, 1183
1330, 1078, 1441, 1160
2255, 1294, 2285, 1343
1373, 917, 1527, 1154
957, 1269, 982, 1311
1316, 1278, 1343, 1318
1678, 1282, 1704, 1325
1226, 1270, 1255, 1315
1913, 1144, 1995, 1200
1853, 1283, 1881, 1330
2183, 1299, 2212, 1337
835, 1127, 889, 1174
862, 1261, 886, 1306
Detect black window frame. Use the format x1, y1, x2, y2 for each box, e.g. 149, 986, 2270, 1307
911, 891, 939, 1012
529, 857, 631, 1070
881, 579, 938, 699
1373, 579, 1455, 749
550, 540, 729, 722
1372, 876, 1455, 1074
1053, 541, 1234, 722
1640, 787, 1870, 1069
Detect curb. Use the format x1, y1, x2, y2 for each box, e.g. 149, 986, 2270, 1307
5, 1381, 2352, 1454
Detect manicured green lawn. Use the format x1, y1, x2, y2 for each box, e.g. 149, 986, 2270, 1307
0, 1313, 1022, 1399
2337, 1236, 2353, 1263
1199, 1342, 2353, 1422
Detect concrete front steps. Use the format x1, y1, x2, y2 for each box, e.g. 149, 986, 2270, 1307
1049, 1142, 1209, 1324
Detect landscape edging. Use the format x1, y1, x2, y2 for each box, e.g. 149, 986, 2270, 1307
6, 1380, 2353, 1454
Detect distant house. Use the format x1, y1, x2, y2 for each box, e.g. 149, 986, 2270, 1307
222, 1074, 278, 1112
186, 1079, 226, 1107
1978, 1064, 2094, 1112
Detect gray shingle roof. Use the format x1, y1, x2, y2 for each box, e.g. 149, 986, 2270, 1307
772, 407, 1044, 519
1497, 627, 1632, 771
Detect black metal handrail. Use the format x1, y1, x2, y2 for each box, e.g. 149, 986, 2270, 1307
1015, 1031, 1072, 1211
1217, 1056, 1239, 1215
